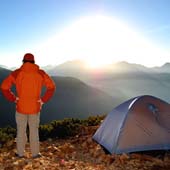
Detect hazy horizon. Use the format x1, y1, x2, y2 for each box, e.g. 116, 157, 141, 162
1, 59, 170, 70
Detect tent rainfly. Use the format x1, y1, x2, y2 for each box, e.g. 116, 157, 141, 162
93, 95, 170, 154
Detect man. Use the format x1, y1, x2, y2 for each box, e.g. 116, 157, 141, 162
1, 53, 55, 158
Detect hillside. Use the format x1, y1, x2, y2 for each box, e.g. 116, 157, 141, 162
2, 61, 170, 127
46, 60, 170, 103
0, 125, 170, 170
0, 67, 16, 127
0, 68, 116, 127
89, 72, 170, 103
41, 76, 116, 124
153, 63, 170, 73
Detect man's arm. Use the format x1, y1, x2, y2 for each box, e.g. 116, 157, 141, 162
39, 70, 56, 103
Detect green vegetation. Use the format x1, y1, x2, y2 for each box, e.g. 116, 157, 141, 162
39, 114, 105, 140
0, 126, 16, 145
0, 115, 105, 146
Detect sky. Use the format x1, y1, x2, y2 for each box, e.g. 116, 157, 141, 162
0, 0, 170, 68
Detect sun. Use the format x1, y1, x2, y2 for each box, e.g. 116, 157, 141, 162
38, 15, 168, 68
67, 15, 126, 68
65, 15, 145, 68
85, 58, 110, 69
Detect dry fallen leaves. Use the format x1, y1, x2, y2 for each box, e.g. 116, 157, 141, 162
0, 126, 170, 170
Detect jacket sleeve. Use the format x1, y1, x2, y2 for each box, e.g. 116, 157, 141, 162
1, 72, 17, 102
40, 70, 56, 103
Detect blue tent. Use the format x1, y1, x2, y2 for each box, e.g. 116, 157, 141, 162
93, 95, 170, 154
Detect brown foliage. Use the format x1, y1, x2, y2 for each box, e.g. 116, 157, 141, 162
0, 126, 170, 170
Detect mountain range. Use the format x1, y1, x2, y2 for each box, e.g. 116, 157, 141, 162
0, 67, 115, 127
45, 60, 170, 103
1, 60, 170, 127
45, 60, 170, 75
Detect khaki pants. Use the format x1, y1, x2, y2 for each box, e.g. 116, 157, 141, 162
15, 112, 40, 157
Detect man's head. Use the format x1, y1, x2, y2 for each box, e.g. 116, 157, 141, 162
23, 53, 35, 63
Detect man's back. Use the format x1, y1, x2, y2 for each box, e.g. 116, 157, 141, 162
1, 62, 55, 114
15, 62, 44, 113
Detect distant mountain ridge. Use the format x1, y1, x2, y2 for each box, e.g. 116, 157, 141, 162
1, 61, 170, 127
0, 68, 115, 127
152, 62, 170, 73
43, 60, 170, 77
43, 60, 170, 104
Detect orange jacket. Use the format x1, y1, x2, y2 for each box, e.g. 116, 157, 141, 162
1, 63, 55, 114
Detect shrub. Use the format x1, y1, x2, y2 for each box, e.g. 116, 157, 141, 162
0, 114, 106, 145
49, 118, 82, 138
0, 126, 16, 145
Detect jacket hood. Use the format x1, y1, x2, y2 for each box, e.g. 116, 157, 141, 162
20, 63, 39, 72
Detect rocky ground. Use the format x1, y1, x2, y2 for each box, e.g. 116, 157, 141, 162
0, 126, 170, 170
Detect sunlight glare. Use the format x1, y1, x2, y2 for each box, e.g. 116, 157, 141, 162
37, 15, 169, 67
